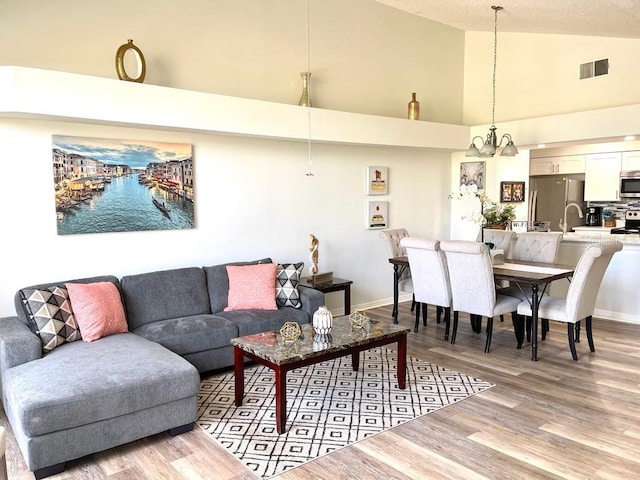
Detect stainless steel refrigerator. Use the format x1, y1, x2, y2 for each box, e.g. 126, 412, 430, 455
529, 175, 585, 232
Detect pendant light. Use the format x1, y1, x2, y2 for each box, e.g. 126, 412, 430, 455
466, 6, 519, 158
303, 0, 314, 176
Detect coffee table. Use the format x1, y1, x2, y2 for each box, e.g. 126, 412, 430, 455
232, 317, 410, 434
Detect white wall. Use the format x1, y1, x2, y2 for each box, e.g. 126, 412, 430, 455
464, 31, 640, 125
0, 118, 452, 316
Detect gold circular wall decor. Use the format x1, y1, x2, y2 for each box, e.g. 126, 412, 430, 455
115, 39, 146, 83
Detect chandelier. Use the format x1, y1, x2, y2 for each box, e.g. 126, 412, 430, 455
466, 6, 519, 158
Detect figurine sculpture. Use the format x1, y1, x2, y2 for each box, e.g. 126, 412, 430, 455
309, 233, 319, 275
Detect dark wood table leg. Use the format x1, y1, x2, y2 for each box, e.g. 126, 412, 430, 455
397, 333, 407, 389
234, 346, 245, 406
274, 366, 287, 434
392, 264, 400, 324
531, 284, 539, 361
351, 351, 360, 371
344, 283, 351, 315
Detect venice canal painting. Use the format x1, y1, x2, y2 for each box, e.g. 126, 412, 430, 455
53, 135, 194, 235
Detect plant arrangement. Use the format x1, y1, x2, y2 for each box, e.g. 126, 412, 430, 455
449, 183, 516, 228
481, 198, 516, 228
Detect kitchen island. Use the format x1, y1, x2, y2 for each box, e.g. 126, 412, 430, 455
553, 231, 640, 324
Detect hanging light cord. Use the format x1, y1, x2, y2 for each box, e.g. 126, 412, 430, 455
490, 6, 501, 128
305, 0, 314, 176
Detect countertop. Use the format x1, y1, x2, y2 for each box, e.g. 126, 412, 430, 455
562, 231, 640, 246
571, 226, 616, 232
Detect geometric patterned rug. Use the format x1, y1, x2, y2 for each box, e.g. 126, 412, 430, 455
197, 347, 493, 478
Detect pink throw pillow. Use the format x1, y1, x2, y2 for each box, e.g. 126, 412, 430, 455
224, 263, 278, 311
65, 282, 128, 342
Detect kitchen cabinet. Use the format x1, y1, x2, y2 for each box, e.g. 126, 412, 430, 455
622, 151, 640, 171
584, 152, 622, 201
530, 155, 585, 175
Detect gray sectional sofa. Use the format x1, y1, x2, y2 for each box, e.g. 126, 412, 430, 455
0, 258, 323, 479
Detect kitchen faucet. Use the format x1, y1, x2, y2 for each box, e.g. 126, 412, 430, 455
559, 202, 584, 234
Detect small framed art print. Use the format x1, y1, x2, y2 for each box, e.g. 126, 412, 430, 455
366, 201, 388, 229
366, 166, 388, 195
500, 181, 525, 203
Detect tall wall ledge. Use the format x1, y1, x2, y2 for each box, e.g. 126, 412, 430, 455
0, 66, 470, 151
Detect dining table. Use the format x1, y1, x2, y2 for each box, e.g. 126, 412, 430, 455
388, 255, 575, 361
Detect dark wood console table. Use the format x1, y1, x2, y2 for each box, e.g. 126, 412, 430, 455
300, 277, 353, 315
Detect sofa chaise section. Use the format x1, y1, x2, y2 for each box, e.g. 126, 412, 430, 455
3, 274, 200, 479
2, 332, 199, 478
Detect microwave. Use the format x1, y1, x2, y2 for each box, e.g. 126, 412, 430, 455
620, 171, 640, 198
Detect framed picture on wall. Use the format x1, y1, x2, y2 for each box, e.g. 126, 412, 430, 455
459, 161, 485, 189
52, 135, 195, 235
366, 166, 388, 195
366, 201, 388, 229
500, 181, 525, 202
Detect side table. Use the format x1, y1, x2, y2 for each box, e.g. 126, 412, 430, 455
300, 277, 353, 315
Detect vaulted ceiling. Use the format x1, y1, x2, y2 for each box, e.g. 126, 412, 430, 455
374, 0, 640, 39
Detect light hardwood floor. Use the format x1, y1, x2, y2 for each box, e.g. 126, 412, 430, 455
3, 302, 640, 479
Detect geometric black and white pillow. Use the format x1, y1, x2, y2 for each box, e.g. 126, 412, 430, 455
19, 286, 82, 353
276, 262, 304, 309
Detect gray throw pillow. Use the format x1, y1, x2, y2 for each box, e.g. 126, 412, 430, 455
19, 286, 82, 353
276, 262, 304, 309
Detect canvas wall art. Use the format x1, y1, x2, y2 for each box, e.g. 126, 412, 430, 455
460, 161, 485, 189
52, 135, 194, 235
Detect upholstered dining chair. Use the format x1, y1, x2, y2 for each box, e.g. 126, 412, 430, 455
440, 240, 522, 353
517, 241, 622, 360
477, 229, 515, 259
500, 232, 564, 339
380, 228, 415, 312
479, 229, 516, 324
0, 425, 6, 480
400, 237, 452, 336
510, 231, 563, 263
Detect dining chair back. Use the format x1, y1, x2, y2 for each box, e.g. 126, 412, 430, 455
501, 231, 564, 339
380, 228, 414, 312
381, 227, 411, 255
400, 237, 452, 335
0, 425, 6, 480
565, 241, 622, 325
517, 241, 622, 360
511, 232, 563, 263
440, 240, 522, 352
478, 229, 515, 258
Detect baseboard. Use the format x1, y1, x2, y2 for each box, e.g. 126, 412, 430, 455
593, 308, 640, 325
346, 294, 413, 316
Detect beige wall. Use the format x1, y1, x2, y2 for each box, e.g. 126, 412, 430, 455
463, 31, 640, 125
0, 0, 465, 124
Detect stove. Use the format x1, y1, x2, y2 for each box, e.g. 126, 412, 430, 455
611, 209, 640, 234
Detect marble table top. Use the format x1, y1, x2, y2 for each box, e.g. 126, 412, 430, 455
231, 316, 409, 366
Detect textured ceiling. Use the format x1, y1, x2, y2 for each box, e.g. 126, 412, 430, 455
374, 0, 640, 38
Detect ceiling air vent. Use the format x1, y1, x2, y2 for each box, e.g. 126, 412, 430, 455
580, 58, 609, 79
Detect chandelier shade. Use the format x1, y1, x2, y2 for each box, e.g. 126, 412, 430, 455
466, 6, 518, 158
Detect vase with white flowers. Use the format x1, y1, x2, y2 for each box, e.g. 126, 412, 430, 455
449, 183, 516, 234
